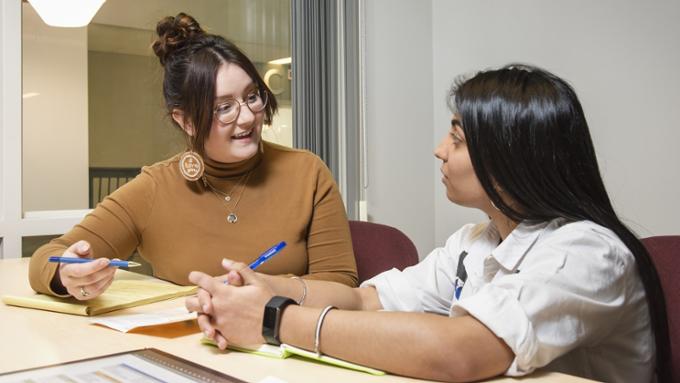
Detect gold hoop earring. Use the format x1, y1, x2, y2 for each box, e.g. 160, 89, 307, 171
179, 150, 205, 181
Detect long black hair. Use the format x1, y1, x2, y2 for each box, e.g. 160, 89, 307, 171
449, 64, 670, 382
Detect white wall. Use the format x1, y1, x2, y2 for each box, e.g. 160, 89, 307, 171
22, 4, 89, 211
364, 0, 435, 257
430, 0, 680, 245
364, 0, 680, 255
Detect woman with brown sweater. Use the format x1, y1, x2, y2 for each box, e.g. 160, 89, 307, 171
28, 13, 357, 299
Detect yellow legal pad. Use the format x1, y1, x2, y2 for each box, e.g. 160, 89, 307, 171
202, 338, 386, 376
1, 280, 197, 316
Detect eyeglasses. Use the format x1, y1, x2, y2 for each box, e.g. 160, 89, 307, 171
213, 91, 268, 124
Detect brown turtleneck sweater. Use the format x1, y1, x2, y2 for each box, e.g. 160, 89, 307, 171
29, 142, 358, 295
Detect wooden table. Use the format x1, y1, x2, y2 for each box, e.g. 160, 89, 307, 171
0, 259, 595, 382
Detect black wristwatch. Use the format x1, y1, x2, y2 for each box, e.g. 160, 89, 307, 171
262, 296, 298, 346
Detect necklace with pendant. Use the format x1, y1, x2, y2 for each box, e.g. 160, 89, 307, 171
203, 171, 252, 223
202, 172, 247, 202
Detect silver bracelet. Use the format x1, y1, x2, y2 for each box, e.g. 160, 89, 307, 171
314, 305, 336, 357
290, 276, 307, 306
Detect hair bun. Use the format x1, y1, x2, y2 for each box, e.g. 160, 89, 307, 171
152, 12, 205, 65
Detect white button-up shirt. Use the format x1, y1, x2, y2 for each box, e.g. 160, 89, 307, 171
361, 219, 653, 382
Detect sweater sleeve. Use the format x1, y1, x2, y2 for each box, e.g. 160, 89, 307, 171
28, 170, 157, 295
301, 158, 358, 287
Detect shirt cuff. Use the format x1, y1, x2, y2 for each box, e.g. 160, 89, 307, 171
360, 268, 423, 312
451, 287, 539, 376
45, 262, 71, 298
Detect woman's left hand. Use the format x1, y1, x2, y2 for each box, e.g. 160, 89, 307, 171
187, 259, 274, 349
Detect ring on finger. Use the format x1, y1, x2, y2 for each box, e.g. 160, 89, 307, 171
79, 286, 89, 297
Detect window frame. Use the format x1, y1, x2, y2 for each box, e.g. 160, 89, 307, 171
0, 1, 88, 259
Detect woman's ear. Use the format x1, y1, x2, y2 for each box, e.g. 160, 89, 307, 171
172, 109, 195, 137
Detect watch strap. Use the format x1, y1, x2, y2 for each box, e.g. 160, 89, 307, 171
262, 296, 297, 346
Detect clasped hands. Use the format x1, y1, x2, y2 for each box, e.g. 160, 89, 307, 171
186, 259, 275, 350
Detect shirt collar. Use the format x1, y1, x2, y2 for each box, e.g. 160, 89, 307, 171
489, 220, 552, 272
464, 222, 500, 264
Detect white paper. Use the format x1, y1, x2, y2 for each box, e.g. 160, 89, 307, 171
90, 306, 197, 332
258, 376, 289, 383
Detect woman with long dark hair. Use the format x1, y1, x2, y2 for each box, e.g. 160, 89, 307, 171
187, 64, 668, 382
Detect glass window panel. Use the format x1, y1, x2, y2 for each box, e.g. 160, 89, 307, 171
22, 235, 60, 258
22, 0, 292, 213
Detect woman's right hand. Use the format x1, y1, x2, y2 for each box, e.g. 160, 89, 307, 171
56, 240, 116, 300
186, 260, 246, 348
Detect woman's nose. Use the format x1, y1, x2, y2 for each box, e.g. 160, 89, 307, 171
434, 136, 447, 160
237, 103, 256, 126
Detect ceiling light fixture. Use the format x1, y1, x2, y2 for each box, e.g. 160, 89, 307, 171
27, 0, 106, 28
268, 57, 292, 65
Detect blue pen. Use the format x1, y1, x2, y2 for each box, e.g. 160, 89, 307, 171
48, 256, 141, 268
223, 241, 286, 284
249, 241, 287, 269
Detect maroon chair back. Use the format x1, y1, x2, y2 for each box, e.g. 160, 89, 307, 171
349, 220, 419, 283
642, 235, 680, 382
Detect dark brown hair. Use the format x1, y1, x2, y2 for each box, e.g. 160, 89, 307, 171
152, 13, 278, 156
